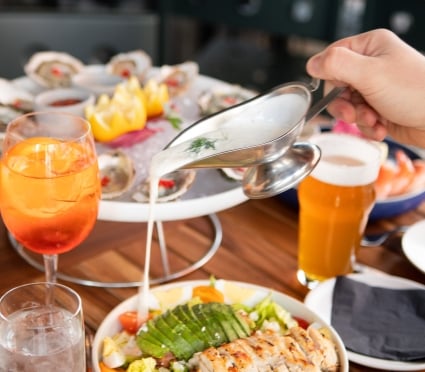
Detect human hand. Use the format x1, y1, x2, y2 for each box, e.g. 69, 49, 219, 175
306, 28, 425, 148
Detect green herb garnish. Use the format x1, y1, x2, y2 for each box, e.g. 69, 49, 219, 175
187, 137, 217, 154
166, 115, 183, 129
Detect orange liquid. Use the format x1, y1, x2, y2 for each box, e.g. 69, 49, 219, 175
0, 138, 100, 255
298, 176, 375, 282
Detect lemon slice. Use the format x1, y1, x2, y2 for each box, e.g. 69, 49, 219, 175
86, 79, 147, 142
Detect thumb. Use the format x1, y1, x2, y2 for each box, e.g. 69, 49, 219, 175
306, 46, 371, 88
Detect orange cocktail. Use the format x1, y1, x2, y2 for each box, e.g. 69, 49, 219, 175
0, 137, 99, 255
0, 111, 100, 284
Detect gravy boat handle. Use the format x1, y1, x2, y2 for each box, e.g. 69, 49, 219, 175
305, 84, 346, 123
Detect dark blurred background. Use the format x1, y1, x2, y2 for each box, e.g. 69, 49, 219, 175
0, 0, 424, 91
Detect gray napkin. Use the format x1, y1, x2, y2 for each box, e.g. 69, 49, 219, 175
331, 276, 425, 361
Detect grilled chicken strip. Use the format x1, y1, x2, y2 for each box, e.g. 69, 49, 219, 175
189, 326, 340, 372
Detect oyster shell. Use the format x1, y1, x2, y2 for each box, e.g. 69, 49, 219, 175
198, 85, 255, 116
132, 169, 196, 203
0, 78, 34, 127
98, 150, 135, 199
158, 61, 199, 97
220, 167, 247, 181
106, 50, 152, 81
24, 51, 84, 88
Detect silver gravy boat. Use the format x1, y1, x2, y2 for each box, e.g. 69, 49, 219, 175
164, 78, 344, 199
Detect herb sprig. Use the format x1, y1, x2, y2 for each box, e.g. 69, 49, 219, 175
186, 137, 217, 154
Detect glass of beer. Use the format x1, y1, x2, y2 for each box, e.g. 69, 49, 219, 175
297, 132, 381, 288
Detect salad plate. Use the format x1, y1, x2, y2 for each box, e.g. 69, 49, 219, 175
92, 279, 349, 371
304, 273, 425, 371
402, 220, 425, 274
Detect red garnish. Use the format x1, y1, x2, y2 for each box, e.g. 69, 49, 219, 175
159, 178, 175, 188
51, 66, 63, 76
293, 316, 310, 330
101, 176, 111, 187
224, 96, 237, 105
106, 126, 162, 148
165, 78, 179, 87
121, 69, 131, 78
49, 98, 82, 107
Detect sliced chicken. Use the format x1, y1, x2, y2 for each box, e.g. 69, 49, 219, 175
189, 326, 340, 372
307, 328, 339, 372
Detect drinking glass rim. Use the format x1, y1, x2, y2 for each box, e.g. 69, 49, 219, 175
6, 111, 92, 143
0, 281, 82, 323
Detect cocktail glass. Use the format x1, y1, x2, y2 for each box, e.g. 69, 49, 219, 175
0, 111, 100, 283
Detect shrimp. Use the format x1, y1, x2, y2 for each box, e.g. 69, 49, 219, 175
406, 159, 425, 193
390, 149, 416, 195
374, 161, 398, 199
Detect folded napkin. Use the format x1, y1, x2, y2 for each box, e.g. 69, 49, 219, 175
331, 276, 425, 361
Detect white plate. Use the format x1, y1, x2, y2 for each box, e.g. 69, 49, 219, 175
402, 220, 425, 274
92, 279, 349, 372
304, 273, 425, 371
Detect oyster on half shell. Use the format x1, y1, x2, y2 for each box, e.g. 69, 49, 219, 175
198, 85, 255, 116
98, 150, 135, 199
106, 50, 152, 81
132, 169, 196, 203
24, 51, 84, 88
0, 78, 34, 127
220, 167, 247, 181
157, 61, 199, 97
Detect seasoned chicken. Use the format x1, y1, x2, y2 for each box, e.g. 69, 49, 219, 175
189, 326, 340, 372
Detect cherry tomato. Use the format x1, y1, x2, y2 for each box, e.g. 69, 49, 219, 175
293, 316, 310, 330
118, 311, 142, 334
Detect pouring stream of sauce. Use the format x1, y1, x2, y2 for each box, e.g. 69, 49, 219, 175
136, 92, 307, 319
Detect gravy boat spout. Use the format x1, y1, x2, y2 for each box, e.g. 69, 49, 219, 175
163, 81, 314, 169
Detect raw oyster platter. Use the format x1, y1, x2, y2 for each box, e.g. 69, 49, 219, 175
1, 50, 256, 222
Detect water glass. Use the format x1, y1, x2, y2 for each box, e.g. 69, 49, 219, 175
0, 282, 85, 372
297, 133, 381, 288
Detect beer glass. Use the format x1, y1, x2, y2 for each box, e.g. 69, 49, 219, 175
297, 133, 381, 288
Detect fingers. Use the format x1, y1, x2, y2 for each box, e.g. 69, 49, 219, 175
307, 46, 371, 89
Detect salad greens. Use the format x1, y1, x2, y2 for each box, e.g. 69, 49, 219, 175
101, 292, 300, 372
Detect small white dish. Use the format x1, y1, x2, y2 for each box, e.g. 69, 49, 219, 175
34, 87, 95, 117
402, 220, 425, 274
72, 65, 123, 96
92, 279, 348, 372
304, 273, 425, 371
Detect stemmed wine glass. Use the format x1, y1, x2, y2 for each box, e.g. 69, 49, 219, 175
0, 111, 100, 283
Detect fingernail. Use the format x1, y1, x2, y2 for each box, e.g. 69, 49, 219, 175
307, 55, 321, 75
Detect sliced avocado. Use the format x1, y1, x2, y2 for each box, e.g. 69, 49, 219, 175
154, 313, 195, 360
137, 321, 173, 358
191, 303, 228, 347
203, 303, 239, 341
171, 305, 209, 351
232, 309, 252, 336
208, 303, 250, 340
162, 309, 205, 354
136, 332, 167, 358
174, 304, 212, 344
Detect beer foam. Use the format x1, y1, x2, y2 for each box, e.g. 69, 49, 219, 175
309, 133, 381, 186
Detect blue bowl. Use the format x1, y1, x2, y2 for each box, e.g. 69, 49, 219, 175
277, 138, 425, 221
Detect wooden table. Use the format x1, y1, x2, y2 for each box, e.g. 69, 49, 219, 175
1, 196, 424, 372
